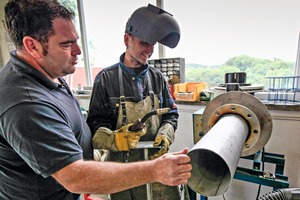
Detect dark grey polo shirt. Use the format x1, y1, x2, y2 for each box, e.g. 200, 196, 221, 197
0, 51, 93, 200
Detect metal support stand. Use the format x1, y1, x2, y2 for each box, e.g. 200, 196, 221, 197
137, 141, 158, 200
144, 148, 153, 200
234, 151, 289, 189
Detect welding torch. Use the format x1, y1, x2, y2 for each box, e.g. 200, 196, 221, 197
129, 108, 171, 132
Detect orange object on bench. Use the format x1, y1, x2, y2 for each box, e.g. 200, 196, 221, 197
174, 82, 206, 102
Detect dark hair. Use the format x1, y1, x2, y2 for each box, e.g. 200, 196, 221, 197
4, 0, 75, 52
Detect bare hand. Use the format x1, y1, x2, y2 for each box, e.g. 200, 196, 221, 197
151, 148, 192, 186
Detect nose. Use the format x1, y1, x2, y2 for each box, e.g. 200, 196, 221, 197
145, 43, 154, 53
72, 43, 82, 56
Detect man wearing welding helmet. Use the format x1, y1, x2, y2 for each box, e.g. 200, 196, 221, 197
87, 4, 181, 200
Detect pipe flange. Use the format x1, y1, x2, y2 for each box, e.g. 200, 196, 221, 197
202, 91, 272, 156
207, 103, 261, 156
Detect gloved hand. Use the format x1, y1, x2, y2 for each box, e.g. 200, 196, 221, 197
149, 134, 171, 160
114, 123, 146, 151
92, 124, 146, 152
93, 127, 116, 150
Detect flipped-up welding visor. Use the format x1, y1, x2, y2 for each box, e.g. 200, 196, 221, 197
125, 4, 180, 48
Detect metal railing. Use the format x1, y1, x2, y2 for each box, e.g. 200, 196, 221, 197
265, 76, 300, 104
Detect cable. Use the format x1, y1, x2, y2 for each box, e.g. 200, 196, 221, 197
259, 188, 300, 200
256, 185, 262, 200
258, 189, 285, 200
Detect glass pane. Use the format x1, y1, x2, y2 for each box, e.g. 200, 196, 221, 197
82, 0, 157, 84
164, 0, 300, 87
60, 0, 87, 90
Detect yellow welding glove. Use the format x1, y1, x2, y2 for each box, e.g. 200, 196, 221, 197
149, 134, 171, 160
114, 123, 147, 151
93, 127, 117, 151
92, 125, 146, 152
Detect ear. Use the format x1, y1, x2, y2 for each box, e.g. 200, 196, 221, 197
22, 36, 42, 59
124, 33, 131, 47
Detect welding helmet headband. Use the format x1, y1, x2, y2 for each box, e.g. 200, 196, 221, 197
125, 4, 180, 48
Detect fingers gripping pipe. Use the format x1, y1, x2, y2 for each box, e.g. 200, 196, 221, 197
187, 91, 273, 197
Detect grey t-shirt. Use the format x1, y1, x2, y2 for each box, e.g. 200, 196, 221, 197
0, 51, 93, 200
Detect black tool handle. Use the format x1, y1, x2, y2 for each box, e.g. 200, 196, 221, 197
129, 108, 170, 131
129, 119, 146, 132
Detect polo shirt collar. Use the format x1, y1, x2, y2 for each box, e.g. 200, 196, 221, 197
10, 50, 60, 90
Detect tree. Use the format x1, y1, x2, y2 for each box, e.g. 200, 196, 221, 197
186, 55, 295, 88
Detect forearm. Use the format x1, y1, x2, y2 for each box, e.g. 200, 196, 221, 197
53, 159, 155, 194
161, 105, 179, 131
52, 149, 191, 195
158, 122, 176, 143
87, 81, 116, 134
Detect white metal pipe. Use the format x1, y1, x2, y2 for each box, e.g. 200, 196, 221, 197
188, 114, 249, 196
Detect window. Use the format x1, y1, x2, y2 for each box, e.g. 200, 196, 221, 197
164, 0, 300, 87
65, 0, 300, 89
59, 0, 87, 90
63, 0, 159, 90
82, 0, 157, 86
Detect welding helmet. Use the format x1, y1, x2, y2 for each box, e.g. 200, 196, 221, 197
125, 4, 180, 48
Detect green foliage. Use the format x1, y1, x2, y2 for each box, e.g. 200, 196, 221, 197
59, 0, 78, 15
186, 55, 295, 88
